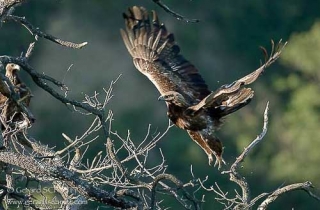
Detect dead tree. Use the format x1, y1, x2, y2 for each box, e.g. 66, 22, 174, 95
0, 1, 318, 209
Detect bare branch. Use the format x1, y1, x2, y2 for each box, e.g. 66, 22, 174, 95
221, 101, 269, 208
257, 182, 319, 210
0, 151, 138, 209
151, 173, 201, 210
0, 0, 25, 20
106, 137, 151, 189
0, 56, 109, 135
6, 15, 88, 49
230, 101, 270, 170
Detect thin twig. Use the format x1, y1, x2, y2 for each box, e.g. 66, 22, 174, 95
106, 138, 151, 189
152, 0, 199, 23
151, 173, 201, 210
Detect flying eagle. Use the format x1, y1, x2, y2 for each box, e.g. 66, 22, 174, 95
121, 6, 285, 168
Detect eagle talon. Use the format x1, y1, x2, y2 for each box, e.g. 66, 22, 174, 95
208, 154, 214, 166
213, 155, 226, 170
208, 153, 226, 170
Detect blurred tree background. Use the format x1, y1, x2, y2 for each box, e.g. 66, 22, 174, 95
1, 0, 320, 209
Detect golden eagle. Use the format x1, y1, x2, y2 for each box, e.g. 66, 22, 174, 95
0, 63, 33, 130
121, 6, 284, 168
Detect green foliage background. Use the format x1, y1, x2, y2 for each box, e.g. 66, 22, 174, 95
1, 0, 320, 209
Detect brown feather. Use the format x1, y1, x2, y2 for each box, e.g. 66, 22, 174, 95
187, 130, 224, 168
0, 63, 34, 129
121, 6, 210, 101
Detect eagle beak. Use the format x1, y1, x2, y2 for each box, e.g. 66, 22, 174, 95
14, 65, 20, 71
10, 64, 20, 71
158, 95, 166, 101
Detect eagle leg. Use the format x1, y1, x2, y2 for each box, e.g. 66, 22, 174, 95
187, 130, 226, 169
202, 132, 226, 169
187, 130, 215, 164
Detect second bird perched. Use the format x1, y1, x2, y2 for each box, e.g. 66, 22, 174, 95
0, 63, 34, 130
121, 6, 285, 169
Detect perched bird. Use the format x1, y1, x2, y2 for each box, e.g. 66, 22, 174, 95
121, 6, 284, 168
0, 63, 34, 129
5, 63, 22, 86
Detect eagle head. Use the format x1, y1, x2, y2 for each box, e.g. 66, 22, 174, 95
5, 63, 20, 77
158, 91, 189, 107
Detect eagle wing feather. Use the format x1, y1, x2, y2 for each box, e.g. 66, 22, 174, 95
121, 6, 210, 102
187, 40, 286, 116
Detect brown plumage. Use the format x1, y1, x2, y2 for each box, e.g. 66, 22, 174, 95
0, 63, 33, 129
121, 6, 284, 168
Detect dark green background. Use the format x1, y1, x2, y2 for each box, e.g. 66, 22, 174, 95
1, 0, 320, 209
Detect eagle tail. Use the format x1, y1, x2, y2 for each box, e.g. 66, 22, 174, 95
187, 130, 226, 169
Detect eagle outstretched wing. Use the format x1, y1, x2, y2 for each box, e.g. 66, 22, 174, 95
121, 6, 210, 102
187, 40, 286, 117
